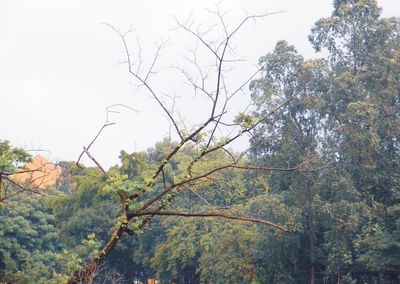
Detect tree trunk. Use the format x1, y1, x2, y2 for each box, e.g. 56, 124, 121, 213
306, 182, 316, 284
67, 224, 126, 284
336, 273, 341, 284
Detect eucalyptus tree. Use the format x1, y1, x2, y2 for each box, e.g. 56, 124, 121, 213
308, 0, 400, 281
249, 1, 400, 282
249, 40, 329, 283
309, 0, 400, 205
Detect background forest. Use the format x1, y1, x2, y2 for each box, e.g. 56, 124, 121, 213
1, 0, 399, 283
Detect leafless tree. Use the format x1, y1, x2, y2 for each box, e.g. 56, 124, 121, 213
68, 8, 311, 283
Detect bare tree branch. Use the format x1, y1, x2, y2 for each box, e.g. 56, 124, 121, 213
69, 9, 293, 283
105, 24, 184, 142
175, 17, 221, 60
134, 210, 291, 232
77, 104, 137, 171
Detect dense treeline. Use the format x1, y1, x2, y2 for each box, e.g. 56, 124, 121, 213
1, 0, 399, 283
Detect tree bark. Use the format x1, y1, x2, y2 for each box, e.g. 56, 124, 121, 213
67, 224, 125, 284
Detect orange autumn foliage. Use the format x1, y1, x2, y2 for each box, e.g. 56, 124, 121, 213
11, 155, 61, 189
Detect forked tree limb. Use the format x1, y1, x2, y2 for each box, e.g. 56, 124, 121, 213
76, 122, 115, 168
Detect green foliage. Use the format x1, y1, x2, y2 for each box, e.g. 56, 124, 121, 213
234, 112, 256, 127
49, 164, 118, 247
0, 140, 33, 202
151, 218, 202, 282
0, 193, 63, 283
1, 1, 400, 283
0, 140, 31, 175
103, 172, 147, 198
356, 203, 400, 272
197, 221, 257, 283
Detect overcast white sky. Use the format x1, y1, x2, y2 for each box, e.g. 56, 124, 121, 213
1, 0, 399, 168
